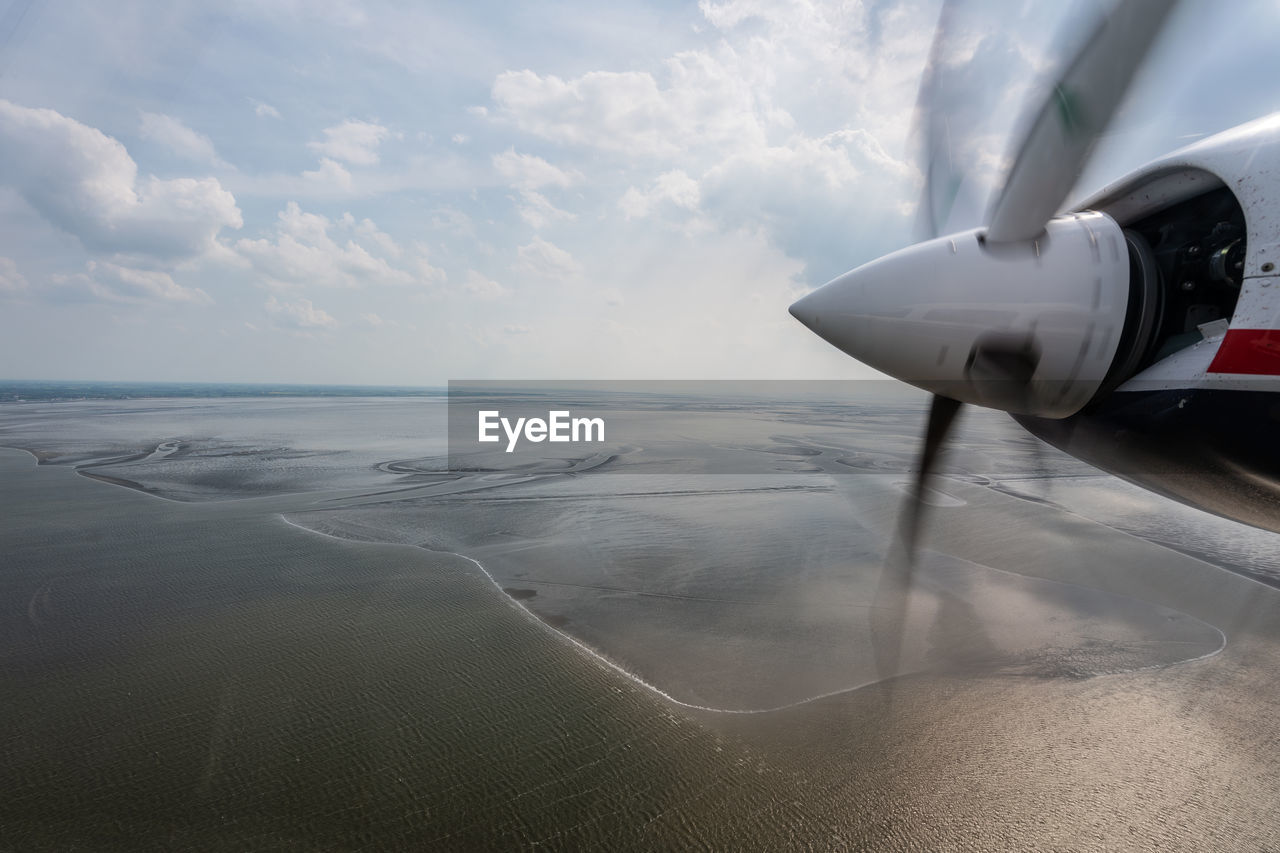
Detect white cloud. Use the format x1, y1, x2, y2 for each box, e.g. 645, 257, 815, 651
687, 0, 1063, 235
302, 157, 354, 190
265, 294, 336, 329
697, 128, 917, 280
0, 100, 242, 261
515, 237, 581, 279
252, 100, 282, 119
307, 119, 390, 166
513, 190, 575, 230
425, 207, 475, 241
473, 224, 864, 379
350, 214, 401, 258
410, 243, 448, 283
39, 261, 211, 305
0, 0, 1128, 384
694, 0, 936, 143
619, 170, 701, 219
480, 1, 939, 286
492, 150, 581, 231
492, 148, 580, 189
236, 202, 415, 289
463, 269, 507, 300
704, 129, 909, 198
0, 257, 28, 295
88, 260, 211, 303
490, 51, 771, 157
42, 272, 114, 303
139, 112, 226, 166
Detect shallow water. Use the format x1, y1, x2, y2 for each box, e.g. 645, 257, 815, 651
292, 470, 1225, 711
0, 449, 810, 849
4, 395, 1280, 849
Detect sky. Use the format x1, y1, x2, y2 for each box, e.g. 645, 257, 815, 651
0, 0, 1278, 385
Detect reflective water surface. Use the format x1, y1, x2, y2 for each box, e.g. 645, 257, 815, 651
3, 393, 1280, 849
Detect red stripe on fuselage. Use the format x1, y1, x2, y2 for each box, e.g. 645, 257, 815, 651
1207, 328, 1280, 375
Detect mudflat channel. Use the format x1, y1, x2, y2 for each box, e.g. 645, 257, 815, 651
3, 395, 1280, 849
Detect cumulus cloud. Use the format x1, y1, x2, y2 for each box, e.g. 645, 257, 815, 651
467, 223, 862, 379
695, 0, 936, 142
347, 214, 401, 257
514, 237, 581, 279
0, 100, 242, 262
41, 272, 114, 304
619, 170, 701, 219
703, 129, 911, 201
236, 202, 415, 289
139, 112, 226, 166
699, 129, 917, 282
40, 261, 211, 304
491, 51, 771, 157
492, 148, 580, 189
265, 295, 336, 329
463, 269, 507, 301
0, 257, 29, 295
410, 242, 448, 283
88, 260, 211, 303
252, 100, 281, 119
492, 150, 581, 229
513, 190, 575, 230
692, 0, 1062, 234
302, 157, 354, 191
307, 119, 390, 166
481, 0, 943, 285
913, 26, 1052, 230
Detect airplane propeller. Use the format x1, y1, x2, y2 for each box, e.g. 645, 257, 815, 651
790, 0, 1182, 683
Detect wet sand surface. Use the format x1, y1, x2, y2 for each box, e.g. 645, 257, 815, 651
3, 395, 1280, 849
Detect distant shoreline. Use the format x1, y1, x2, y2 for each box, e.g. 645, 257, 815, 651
0, 380, 446, 403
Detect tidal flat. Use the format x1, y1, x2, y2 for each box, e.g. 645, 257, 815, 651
3, 392, 1280, 849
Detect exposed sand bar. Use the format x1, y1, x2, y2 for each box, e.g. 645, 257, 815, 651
8, 395, 1280, 848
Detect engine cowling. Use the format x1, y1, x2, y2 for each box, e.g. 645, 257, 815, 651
789, 211, 1130, 418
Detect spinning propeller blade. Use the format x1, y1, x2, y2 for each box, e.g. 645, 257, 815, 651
986, 0, 1179, 242
871, 393, 961, 683
818, 0, 1184, 684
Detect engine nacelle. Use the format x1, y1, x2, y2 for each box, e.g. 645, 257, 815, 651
789, 211, 1130, 418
